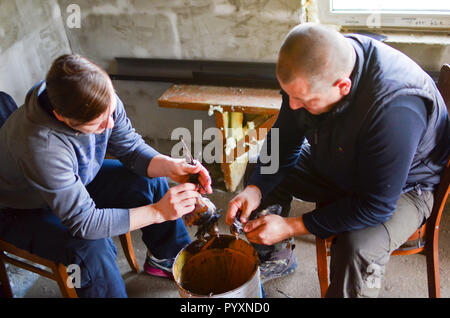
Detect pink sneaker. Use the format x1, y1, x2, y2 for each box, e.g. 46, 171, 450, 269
143, 252, 174, 279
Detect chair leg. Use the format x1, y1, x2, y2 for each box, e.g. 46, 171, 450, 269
119, 232, 140, 273
51, 263, 78, 298
426, 238, 441, 298
315, 237, 329, 298
0, 251, 13, 298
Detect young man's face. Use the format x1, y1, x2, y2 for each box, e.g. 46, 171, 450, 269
56, 95, 117, 135
278, 75, 350, 115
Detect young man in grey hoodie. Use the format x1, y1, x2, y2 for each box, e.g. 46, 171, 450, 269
0, 54, 212, 297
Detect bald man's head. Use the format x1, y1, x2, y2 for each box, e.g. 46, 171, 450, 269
277, 23, 356, 93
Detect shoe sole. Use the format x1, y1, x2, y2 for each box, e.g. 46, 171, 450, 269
260, 256, 298, 284
143, 262, 173, 279
261, 267, 296, 284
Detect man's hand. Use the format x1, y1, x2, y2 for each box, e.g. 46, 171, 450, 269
244, 214, 293, 245
245, 215, 310, 245
129, 183, 201, 231
153, 183, 201, 221
147, 155, 212, 194
167, 158, 213, 195
226, 185, 262, 226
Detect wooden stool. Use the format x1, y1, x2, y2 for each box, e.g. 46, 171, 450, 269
0, 232, 139, 298
158, 84, 281, 192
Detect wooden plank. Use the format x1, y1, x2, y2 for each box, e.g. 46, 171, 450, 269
158, 84, 282, 115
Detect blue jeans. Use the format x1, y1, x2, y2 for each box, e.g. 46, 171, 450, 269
0, 159, 191, 297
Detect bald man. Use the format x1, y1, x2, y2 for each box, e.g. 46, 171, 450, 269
226, 23, 449, 297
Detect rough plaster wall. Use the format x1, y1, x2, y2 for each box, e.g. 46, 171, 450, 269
387, 43, 449, 73
57, 0, 301, 140
59, 0, 301, 70
0, 0, 71, 105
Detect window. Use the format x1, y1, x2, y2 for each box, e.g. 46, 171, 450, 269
317, 0, 450, 31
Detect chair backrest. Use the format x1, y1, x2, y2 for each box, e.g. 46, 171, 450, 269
426, 64, 450, 244
0, 92, 18, 129
437, 64, 450, 111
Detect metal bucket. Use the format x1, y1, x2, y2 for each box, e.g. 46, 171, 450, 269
173, 235, 262, 298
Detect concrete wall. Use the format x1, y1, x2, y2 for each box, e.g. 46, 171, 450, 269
57, 0, 302, 141
0, 0, 71, 105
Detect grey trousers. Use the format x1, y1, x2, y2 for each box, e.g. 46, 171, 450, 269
326, 189, 433, 297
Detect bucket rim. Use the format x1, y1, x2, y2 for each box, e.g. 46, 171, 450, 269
175, 265, 260, 298
172, 235, 260, 298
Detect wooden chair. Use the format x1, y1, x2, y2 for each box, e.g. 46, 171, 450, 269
315, 64, 450, 298
0, 232, 139, 298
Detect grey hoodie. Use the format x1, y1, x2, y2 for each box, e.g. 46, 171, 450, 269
0, 82, 160, 239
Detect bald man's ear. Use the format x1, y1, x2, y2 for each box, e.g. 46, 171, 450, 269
334, 77, 352, 96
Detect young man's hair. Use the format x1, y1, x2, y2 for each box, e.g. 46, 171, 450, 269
46, 54, 114, 124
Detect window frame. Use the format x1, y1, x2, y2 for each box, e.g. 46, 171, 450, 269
316, 0, 450, 32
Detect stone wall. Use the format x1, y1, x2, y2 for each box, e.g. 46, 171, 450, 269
0, 0, 71, 105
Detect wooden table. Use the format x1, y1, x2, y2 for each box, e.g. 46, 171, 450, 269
158, 84, 282, 192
